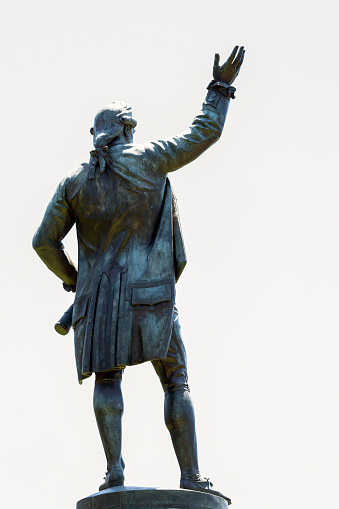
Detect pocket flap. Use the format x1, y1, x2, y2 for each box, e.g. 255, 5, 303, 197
131, 283, 172, 306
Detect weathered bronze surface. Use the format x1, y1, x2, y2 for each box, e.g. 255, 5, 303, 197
33, 47, 244, 502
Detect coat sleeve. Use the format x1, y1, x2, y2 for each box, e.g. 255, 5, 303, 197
144, 87, 231, 174
32, 178, 77, 286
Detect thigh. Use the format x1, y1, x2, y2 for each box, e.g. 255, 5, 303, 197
152, 308, 189, 394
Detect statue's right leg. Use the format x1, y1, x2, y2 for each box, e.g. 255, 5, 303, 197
152, 311, 232, 505
93, 369, 125, 490
152, 308, 200, 481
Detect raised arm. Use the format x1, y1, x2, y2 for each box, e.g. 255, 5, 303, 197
144, 46, 245, 174
32, 179, 77, 288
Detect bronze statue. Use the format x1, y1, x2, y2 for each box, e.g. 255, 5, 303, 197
33, 47, 245, 503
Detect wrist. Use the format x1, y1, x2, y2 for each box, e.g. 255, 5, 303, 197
207, 80, 236, 99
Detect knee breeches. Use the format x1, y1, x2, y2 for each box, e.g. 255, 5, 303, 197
95, 308, 189, 394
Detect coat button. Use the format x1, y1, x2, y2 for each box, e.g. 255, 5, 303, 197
149, 305, 155, 311
122, 268, 128, 273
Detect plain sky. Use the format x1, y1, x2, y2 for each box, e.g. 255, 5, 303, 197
1, 1, 338, 508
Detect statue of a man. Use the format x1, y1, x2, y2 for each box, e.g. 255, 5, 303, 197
33, 47, 245, 501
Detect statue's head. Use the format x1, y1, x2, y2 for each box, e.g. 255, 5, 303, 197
90, 101, 137, 148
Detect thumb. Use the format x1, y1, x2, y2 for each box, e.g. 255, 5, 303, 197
213, 53, 220, 71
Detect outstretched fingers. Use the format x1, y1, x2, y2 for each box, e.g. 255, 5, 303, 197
233, 46, 245, 69
227, 46, 239, 65
213, 53, 220, 73
213, 46, 245, 84
238, 51, 245, 70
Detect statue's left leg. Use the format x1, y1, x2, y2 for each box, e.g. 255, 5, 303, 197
152, 308, 200, 481
93, 369, 125, 491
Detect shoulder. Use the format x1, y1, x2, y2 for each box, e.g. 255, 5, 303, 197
64, 161, 90, 183
59, 161, 91, 201
109, 142, 146, 159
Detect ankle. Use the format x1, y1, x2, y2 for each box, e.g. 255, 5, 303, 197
107, 465, 124, 479
180, 472, 201, 482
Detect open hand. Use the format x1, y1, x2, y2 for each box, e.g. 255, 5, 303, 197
213, 46, 245, 85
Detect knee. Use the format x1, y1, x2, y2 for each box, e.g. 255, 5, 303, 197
163, 369, 190, 395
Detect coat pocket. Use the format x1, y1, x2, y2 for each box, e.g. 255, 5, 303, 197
130, 280, 173, 307
125, 280, 175, 362
72, 295, 90, 330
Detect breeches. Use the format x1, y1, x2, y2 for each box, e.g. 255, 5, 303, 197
95, 308, 189, 395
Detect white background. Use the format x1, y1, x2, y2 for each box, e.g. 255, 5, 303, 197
1, 1, 338, 508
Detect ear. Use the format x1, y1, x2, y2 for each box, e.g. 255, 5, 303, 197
90, 127, 94, 135
123, 124, 131, 137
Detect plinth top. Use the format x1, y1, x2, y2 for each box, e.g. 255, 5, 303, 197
77, 486, 230, 509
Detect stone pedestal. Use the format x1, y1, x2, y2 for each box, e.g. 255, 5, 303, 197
76, 486, 230, 509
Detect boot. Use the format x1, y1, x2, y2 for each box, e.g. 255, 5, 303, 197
99, 462, 125, 491
180, 475, 232, 505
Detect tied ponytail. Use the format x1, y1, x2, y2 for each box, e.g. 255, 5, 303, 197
88, 102, 137, 179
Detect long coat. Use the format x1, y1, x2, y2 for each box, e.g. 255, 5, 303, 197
33, 87, 229, 382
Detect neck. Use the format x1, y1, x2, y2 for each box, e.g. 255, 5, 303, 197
110, 135, 125, 146
108, 135, 129, 147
